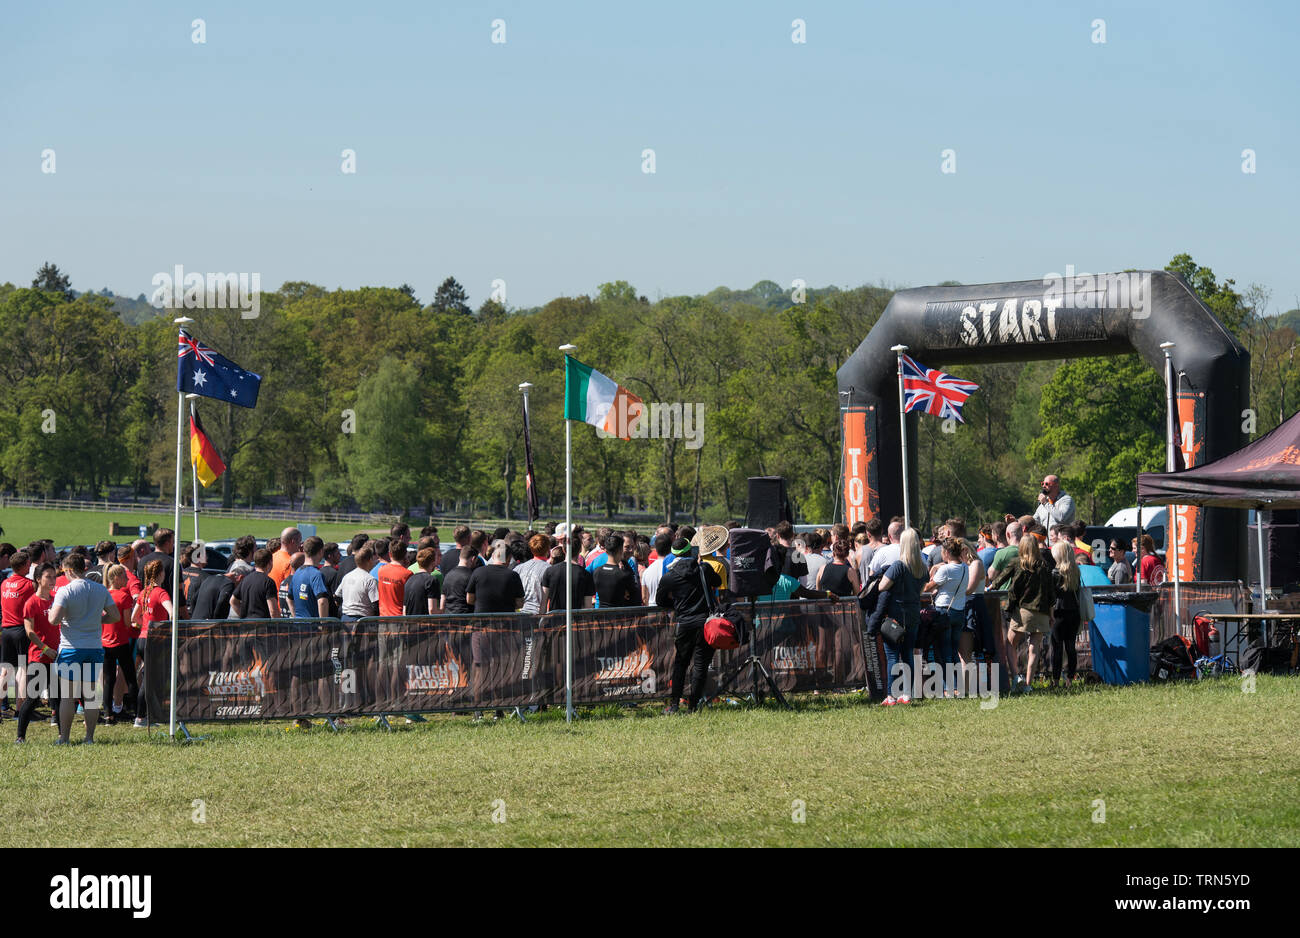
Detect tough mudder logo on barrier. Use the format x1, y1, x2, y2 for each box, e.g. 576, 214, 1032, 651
594, 642, 657, 697
405, 643, 468, 694
204, 649, 275, 716
921, 270, 1152, 350
771, 631, 817, 674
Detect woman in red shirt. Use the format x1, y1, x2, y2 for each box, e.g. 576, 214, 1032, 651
1137, 534, 1166, 585
102, 564, 139, 725
16, 563, 59, 742
131, 560, 172, 729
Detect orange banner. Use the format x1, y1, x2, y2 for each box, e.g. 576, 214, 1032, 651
1170, 392, 1205, 581
842, 406, 876, 525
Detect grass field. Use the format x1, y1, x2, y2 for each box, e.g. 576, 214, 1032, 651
0, 506, 426, 549
3, 676, 1297, 847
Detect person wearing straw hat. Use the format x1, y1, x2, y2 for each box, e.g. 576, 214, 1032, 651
691, 525, 731, 594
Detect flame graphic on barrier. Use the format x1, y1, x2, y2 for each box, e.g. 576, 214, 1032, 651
405, 643, 469, 694
595, 641, 652, 683
204, 647, 276, 698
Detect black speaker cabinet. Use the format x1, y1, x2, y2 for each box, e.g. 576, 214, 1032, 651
746, 476, 792, 529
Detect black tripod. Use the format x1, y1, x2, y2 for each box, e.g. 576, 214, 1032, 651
712, 597, 791, 709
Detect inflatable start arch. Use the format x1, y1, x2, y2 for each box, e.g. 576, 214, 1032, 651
836, 270, 1250, 581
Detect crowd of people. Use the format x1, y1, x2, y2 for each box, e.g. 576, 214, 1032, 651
0, 473, 1162, 735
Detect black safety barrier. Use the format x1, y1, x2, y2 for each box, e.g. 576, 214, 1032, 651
140, 600, 872, 722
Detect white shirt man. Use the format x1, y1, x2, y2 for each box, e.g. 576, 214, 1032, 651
869, 521, 906, 576
335, 547, 379, 619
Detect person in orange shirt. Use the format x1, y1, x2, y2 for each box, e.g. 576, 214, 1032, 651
269, 527, 302, 596
376, 545, 413, 617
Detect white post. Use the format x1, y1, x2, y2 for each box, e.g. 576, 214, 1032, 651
560, 344, 577, 723
170, 316, 193, 739
890, 345, 911, 531
187, 395, 201, 544
1135, 503, 1143, 592
1257, 505, 1269, 612
519, 382, 534, 525
835, 389, 850, 525
1161, 342, 1181, 628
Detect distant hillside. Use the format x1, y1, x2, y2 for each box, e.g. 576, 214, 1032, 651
702, 280, 845, 312
72, 288, 163, 325
1276, 308, 1300, 332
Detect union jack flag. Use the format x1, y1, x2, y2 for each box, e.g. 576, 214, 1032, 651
900, 354, 979, 423
178, 330, 216, 366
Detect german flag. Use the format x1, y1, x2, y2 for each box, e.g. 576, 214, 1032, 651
190, 409, 226, 487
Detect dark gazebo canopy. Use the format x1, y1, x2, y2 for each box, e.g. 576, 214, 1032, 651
1139, 410, 1300, 509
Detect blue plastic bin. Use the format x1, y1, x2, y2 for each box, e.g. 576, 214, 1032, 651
1088, 601, 1150, 685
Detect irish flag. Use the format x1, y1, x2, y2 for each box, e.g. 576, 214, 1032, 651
564, 356, 643, 440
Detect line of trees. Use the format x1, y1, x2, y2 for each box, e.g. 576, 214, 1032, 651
0, 257, 1295, 528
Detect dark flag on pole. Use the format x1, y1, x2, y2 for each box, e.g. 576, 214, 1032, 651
1171, 372, 1187, 472
523, 394, 539, 524
178, 329, 262, 408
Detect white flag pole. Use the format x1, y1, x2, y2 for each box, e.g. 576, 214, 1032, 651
890, 345, 911, 531
187, 395, 201, 545
1160, 342, 1181, 627
171, 317, 193, 739
519, 382, 534, 525
560, 344, 577, 724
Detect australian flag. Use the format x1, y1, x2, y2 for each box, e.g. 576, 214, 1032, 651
177, 329, 262, 408
900, 354, 979, 423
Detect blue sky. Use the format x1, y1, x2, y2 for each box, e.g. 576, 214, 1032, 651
2, 0, 1296, 310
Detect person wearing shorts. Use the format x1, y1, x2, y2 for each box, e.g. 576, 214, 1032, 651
1005, 535, 1056, 692
1, 549, 36, 716
48, 553, 120, 744
16, 563, 59, 742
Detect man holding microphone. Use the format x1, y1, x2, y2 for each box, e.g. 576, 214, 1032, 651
1033, 475, 1076, 530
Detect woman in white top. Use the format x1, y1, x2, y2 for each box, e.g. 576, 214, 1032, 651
922, 538, 967, 698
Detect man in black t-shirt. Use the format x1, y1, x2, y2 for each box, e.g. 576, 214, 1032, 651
231, 549, 279, 619
466, 543, 524, 613
336, 533, 368, 580
191, 562, 247, 620
541, 554, 596, 613
439, 526, 471, 577
404, 547, 443, 615
593, 534, 639, 608
180, 542, 209, 613
319, 542, 342, 617
442, 545, 477, 614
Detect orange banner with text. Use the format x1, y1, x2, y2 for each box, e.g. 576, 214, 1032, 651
842, 406, 877, 525
1170, 391, 1206, 581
